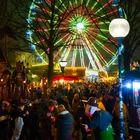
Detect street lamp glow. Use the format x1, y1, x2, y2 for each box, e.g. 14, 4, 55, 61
76, 22, 84, 30
109, 18, 130, 38
59, 60, 67, 67
59, 60, 67, 86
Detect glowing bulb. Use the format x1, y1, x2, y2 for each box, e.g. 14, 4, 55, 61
109, 18, 130, 38
76, 22, 84, 30
59, 79, 64, 84
126, 83, 131, 88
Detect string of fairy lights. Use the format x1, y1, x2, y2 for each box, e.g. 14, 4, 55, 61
26, 0, 119, 72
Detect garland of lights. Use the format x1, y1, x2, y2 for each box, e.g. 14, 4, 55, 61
26, 0, 119, 72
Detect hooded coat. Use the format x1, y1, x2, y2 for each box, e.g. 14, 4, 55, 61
88, 110, 114, 140
56, 110, 74, 140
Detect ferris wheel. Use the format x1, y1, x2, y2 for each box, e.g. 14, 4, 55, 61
27, 0, 118, 72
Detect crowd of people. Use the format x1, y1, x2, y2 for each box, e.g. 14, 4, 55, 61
0, 82, 131, 140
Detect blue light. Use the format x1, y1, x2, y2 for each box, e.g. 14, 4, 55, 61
112, 0, 118, 7
30, 44, 36, 50
31, 6, 37, 15
119, 7, 124, 18
26, 30, 32, 36
31, 5, 35, 10
125, 83, 131, 88
37, 56, 43, 63
27, 18, 32, 24
32, 11, 36, 15
35, 0, 42, 4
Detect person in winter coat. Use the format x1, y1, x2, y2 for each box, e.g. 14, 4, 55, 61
0, 100, 11, 140
72, 93, 80, 116
38, 99, 57, 140
84, 97, 114, 140
11, 103, 25, 140
56, 104, 74, 140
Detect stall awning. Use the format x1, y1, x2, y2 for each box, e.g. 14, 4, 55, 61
52, 75, 79, 81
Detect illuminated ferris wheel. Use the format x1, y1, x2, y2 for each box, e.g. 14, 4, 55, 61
27, 0, 118, 71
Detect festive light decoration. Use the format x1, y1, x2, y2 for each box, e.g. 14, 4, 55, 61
27, 0, 118, 71
76, 22, 84, 30
112, 0, 118, 6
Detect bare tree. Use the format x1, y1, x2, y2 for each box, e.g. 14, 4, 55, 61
11, 0, 73, 87
120, 0, 140, 71
0, 0, 19, 64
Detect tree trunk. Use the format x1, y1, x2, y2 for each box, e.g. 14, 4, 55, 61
47, 48, 54, 88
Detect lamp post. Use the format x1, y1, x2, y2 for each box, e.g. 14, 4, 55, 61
59, 60, 67, 85
109, 18, 130, 140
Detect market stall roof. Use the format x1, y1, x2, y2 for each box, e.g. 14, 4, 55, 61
52, 75, 80, 81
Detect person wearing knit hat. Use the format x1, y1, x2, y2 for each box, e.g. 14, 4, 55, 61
84, 97, 114, 140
